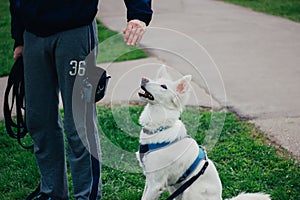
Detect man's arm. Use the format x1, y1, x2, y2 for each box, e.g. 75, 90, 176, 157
124, 0, 152, 26
10, 0, 25, 59
123, 0, 152, 46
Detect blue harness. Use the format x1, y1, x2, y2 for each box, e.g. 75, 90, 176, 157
139, 127, 210, 199
139, 140, 207, 184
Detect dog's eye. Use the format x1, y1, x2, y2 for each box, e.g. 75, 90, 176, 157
160, 84, 167, 89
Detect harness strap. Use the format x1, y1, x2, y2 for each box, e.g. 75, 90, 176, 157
139, 140, 177, 162
139, 141, 173, 154
167, 160, 209, 200
175, 146, 206, 184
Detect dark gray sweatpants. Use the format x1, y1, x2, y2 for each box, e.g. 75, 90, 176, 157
23, 22, 101, 200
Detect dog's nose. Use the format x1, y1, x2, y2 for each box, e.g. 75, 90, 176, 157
141, 77, 149, 85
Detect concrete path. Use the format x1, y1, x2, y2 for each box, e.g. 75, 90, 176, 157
98, 0, 300, 158
0, 77, 8, 116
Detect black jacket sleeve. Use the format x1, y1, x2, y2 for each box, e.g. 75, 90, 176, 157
10, 0, 25, 49
124, 0, 153, 26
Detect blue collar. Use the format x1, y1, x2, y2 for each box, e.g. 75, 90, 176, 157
175, 146, 207, 184
142, 125, 171, 135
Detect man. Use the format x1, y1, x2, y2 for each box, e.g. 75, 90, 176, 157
9, 0, 152, 199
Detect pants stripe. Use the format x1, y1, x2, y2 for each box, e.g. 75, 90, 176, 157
87, 22, 101, 200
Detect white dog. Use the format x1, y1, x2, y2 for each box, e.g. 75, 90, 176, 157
136, 66, 271, 200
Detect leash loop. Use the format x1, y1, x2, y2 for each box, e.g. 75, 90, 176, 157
3, 56, 32, 149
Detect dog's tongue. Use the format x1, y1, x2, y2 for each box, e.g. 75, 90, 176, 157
138, 88, 146, 97
138, 87, 154, 100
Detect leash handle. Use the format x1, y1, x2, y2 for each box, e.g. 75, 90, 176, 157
3, 56, 33, 149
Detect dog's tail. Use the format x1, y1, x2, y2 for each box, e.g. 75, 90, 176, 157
226, 192, 271, 200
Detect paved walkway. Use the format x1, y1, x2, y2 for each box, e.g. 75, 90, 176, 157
1, 0, 299, 159
98, 0, 300, 158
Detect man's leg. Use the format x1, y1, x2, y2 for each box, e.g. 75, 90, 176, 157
55, 23, 101, 200
23, 31, 68, 200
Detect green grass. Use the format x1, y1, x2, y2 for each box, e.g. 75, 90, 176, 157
222, 0, 300, 22
1, 106, 300, 199
0, 0, 14, 77
0, 1, 147, 77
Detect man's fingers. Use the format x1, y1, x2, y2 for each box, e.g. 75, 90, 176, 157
125, 26, 144, 46
13, 54, 18, 60
128, 27, 140, 46
13, 46, 23, 60
124, 24, 133, 42
135, 29, 145, 45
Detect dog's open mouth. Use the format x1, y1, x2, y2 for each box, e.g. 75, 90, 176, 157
138, 86, 154, 101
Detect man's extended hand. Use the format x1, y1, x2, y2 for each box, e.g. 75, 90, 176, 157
123, 19, 146, 46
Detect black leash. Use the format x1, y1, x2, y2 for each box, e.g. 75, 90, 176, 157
4, 57, 39, 198
166, 160, 209, 200
3, 56, 32, 149
3, 57, 40, 199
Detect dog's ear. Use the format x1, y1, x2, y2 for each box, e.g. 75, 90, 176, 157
172, 75, 192, 111
176, 75, 192, 94
155, 65, 172, 80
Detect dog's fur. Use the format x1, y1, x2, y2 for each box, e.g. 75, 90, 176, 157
137, 66, 271, 200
